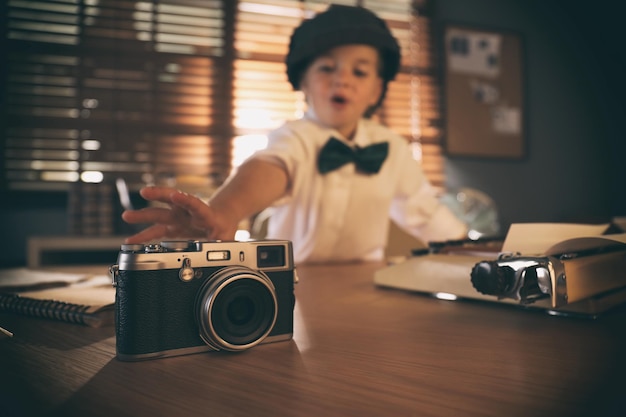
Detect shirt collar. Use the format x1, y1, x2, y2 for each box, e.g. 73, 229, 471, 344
303, 112, 373, 148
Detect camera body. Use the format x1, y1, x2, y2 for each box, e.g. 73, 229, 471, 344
110, 240, 296, 361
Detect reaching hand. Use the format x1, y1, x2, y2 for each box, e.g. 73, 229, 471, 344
121, 186, 239, 244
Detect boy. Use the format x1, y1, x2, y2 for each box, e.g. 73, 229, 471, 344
122, 4, 467, 263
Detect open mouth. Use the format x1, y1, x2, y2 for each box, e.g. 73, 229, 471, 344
331, 95, 347, 104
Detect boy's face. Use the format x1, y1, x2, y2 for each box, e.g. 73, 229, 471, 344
300, 44, 383, 140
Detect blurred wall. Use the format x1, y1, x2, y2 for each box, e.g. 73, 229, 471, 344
434, 0, 625, 231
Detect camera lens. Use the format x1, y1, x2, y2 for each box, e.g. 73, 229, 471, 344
196, 267, 277, 351
227, 296, 255, 325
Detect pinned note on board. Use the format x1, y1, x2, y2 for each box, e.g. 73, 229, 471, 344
443, 24, 525, 159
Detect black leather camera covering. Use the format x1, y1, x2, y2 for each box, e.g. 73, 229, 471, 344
115, 268, 294, 356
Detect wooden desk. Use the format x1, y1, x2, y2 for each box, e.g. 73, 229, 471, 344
1, 263, 625, 417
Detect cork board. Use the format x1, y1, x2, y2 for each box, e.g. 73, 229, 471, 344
443, 25, 525, 159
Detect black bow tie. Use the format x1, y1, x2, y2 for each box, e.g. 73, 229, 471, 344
317, 137, 389, 174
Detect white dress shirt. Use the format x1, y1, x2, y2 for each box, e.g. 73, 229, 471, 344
251, 115, 467, 264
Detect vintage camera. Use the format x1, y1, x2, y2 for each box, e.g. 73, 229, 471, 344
110, 240, 297, 361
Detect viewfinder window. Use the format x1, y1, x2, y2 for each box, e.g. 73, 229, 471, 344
257, 246, 285, 268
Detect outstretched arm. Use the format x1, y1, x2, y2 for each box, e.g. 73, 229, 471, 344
122, 159, 289, 243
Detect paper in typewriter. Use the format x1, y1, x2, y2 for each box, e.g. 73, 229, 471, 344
501, 222, 625, 255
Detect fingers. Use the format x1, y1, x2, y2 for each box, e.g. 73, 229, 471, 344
124, 224, 205, 244
170, 192, 238, 240
124, 224, 170, 244
122, 187, 215, 244
122, 186, 240, 244
121, 207, 177, 225
122, 190, 202, 224
138, 186, 182, 204
207, 226, 237, 241
169, 190, 212, 219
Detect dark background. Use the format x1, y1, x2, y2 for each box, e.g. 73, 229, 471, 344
1, 0, 624, 266
436, 0, 625, 228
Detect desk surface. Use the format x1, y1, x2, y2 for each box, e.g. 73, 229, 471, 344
1, 262, 625, 417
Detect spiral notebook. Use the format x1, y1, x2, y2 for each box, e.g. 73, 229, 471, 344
0, 268, 115, 327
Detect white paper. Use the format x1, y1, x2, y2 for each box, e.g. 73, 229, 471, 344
546, 234, 626, 256
502, 223, 613, 255
447, 28, 501, 78
491, 105, 521, 134
0, 268, 109, 290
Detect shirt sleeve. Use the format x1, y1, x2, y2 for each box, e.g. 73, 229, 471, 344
245, 122, 313, 205
388, 141, 468, 242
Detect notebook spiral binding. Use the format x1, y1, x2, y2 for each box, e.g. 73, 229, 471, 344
0, 293, 91, 325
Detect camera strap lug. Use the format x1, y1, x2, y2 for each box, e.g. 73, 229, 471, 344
109, 264, 119, 287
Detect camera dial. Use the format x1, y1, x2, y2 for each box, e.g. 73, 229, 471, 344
120, 244, 145, 253
162, 241, 201, 252
145, 244, 163, 253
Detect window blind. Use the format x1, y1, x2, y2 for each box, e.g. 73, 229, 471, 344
3, 0, 232, 193
1, 0, 445, 198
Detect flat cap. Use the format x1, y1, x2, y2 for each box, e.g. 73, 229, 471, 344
286, 4, 401, 90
